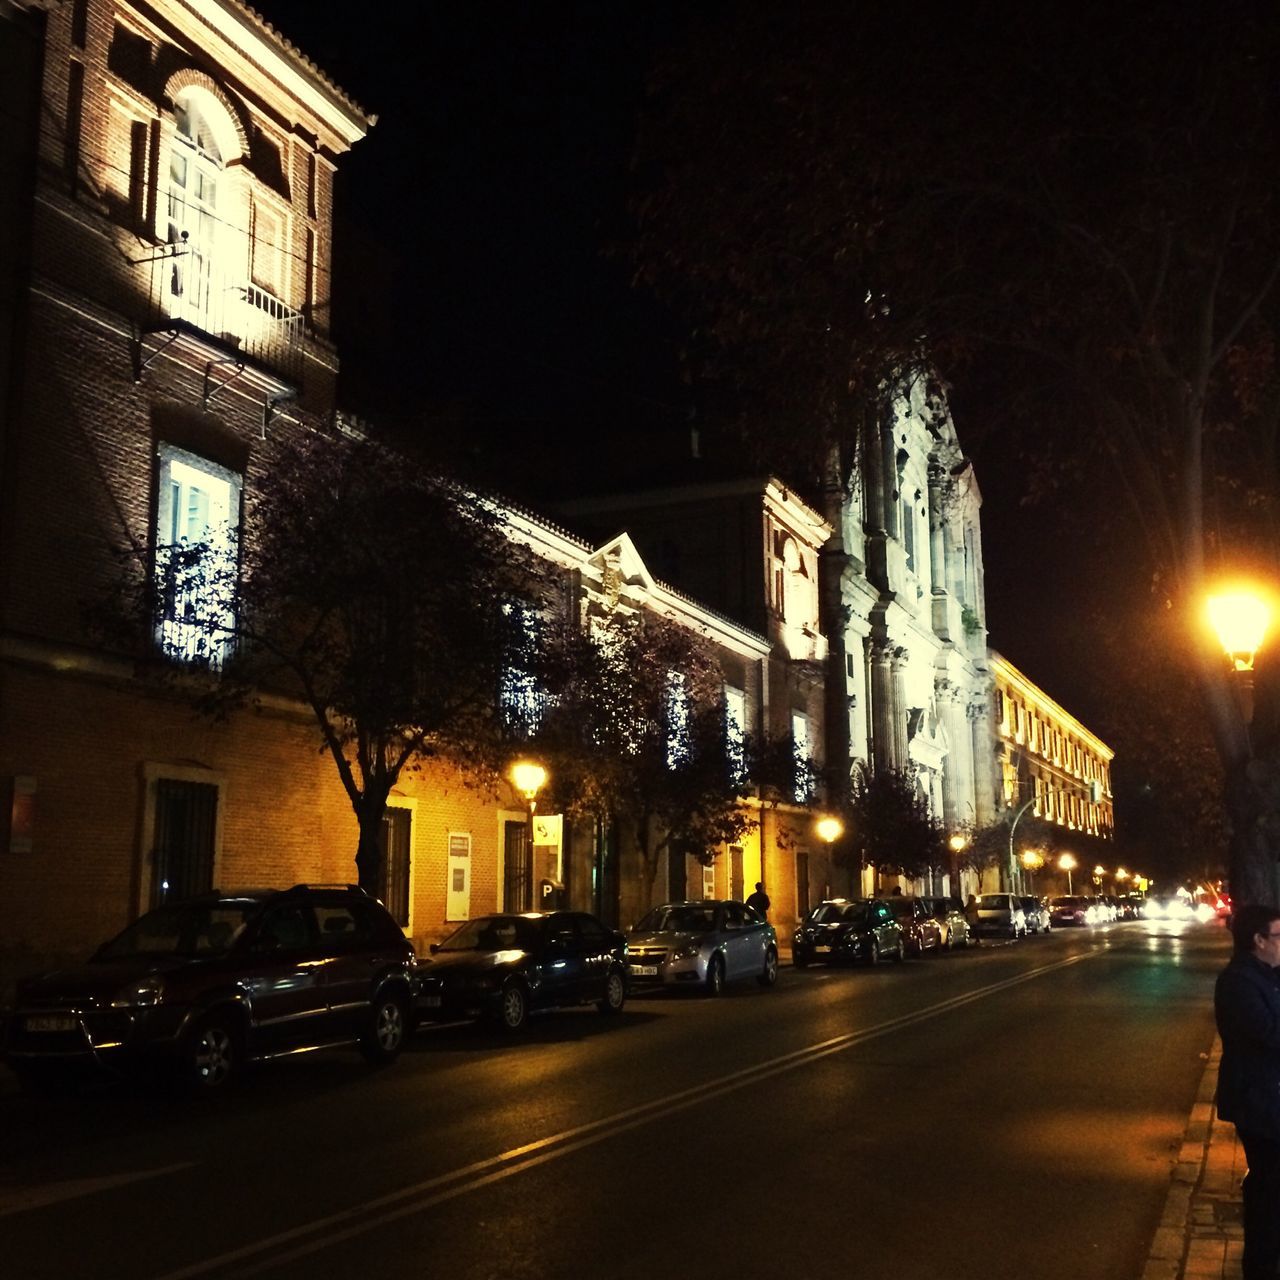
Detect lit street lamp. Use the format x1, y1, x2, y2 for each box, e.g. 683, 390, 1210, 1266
815, 815, 844, 846
815, 816, 843, 899
510, 760, 547, 907
1207, 588, 1272, 728
1020, 848, 1045, 892
1008, 797, 1036, 893
1059, 852, 1077, 894
1207, 590, 1271, 672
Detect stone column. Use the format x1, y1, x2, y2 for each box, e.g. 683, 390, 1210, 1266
890, 647, 910, 768
928, 464, 950, 597
869, 638, 897, 771
970, 696, 998, 826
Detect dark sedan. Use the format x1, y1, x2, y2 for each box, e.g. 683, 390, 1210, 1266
415, 911, 628, 1032
792, 899, 905, 967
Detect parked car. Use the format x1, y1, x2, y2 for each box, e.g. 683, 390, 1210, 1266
792, 899, 906, 967
1048, 895, 1096, 926
1019, 896, 1051, 935
2, 884, 416, 1093
627, 900, 778, 994
415, 911, 628, 1032
922, 897, 973, 949
881, 895, 943, 956
972, 892, 1027, 939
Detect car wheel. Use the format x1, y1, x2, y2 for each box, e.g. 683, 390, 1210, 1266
893, 938, 906, 963
758, 948, 779, 987
598, 968, 626, 1014
705, 954, 726, 997
360, 990, 409, 1064
943, 929, 953, 951
793, 950, 809, 969
184, 1013, 240, 1092
866, 937, 882, 965
497, 981, 529, 1032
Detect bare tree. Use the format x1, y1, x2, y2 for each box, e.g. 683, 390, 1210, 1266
107, 429, 546, 895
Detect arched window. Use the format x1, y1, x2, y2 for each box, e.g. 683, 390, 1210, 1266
168, 93, 226, 312
777, 536, 808, 624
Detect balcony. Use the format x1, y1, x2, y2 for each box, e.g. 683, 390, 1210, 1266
136, 242, 304, 397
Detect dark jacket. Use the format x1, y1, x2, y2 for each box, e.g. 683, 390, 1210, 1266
1215, 951, 1280, 1138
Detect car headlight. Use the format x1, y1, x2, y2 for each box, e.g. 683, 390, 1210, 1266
672, 943, 701, 961
110, 975, 165, 1008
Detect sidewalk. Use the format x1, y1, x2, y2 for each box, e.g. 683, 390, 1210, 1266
1144, 1038, 1245, 1280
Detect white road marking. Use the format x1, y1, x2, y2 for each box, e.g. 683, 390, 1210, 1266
155, 952, 1096, 1280
0, 1162, 194, 1217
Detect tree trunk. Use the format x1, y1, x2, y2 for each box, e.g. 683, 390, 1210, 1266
353, 784, 392, 897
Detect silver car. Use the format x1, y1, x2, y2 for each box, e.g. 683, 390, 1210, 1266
973, 892, 1027, 939
626, 900, 778, 995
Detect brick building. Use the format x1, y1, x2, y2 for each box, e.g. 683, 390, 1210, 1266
0, 0, 827, 980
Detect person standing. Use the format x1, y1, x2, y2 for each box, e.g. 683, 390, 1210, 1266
1214, 903, 1280, 1280
745, 882, 770, 918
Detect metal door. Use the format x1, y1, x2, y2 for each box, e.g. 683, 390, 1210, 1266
379, 807, 411, 928
151, 779, 217, 907
504, 820, 532, 912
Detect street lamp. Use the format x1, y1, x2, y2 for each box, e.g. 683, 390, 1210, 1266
815, 816, 844, 899
1059, 852, 1077, 894
815, 815, 844, 845
1008, 797, 1036, 893
510, 760, 547, 907
1020, 848, 1045, 891
1207, 590, 1272, 672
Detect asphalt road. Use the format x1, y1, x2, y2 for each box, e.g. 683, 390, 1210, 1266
0, 918, 1227, 1280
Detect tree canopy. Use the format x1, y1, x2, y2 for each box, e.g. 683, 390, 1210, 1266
632, 1, 1280, 900
121, 430, 547, 894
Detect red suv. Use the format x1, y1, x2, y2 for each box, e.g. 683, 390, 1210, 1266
2, 884, 415, 1092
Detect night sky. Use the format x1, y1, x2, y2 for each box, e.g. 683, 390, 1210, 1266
251, 2, 1111, 729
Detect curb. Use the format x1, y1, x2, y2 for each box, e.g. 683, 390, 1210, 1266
1142, 1038, 1244, 1280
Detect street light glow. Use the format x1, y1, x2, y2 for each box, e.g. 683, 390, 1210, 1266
815, 816, 844, 844
510, 760, 547, 801
1207, 590, 1271, 671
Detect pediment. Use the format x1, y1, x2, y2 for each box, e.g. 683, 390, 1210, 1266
586, 532, 657, 593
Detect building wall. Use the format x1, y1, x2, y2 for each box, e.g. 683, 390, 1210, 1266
989, 651, 1115, 840
851, 375, 997, 871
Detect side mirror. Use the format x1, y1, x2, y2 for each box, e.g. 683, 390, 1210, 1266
429, 943, 440, 955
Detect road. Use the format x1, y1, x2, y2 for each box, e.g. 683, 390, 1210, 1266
0, 918, 1226, 1280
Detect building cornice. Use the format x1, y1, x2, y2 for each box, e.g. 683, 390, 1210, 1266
989, 650, 1114, 760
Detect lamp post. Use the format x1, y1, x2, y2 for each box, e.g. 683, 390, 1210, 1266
1008, 797, 1036, 893
1020, 848, 1045, 893
510, 760, 547, 909
1059, 852, 1076, 894
1207, 588, 1272, 727
949, 832, 969, 898
815, 815, 843, 905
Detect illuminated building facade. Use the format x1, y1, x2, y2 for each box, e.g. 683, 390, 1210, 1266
990, 652, 1115, 839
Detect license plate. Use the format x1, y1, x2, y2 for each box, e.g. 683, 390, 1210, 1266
630, 965, 658, 977
25, 1014, 77, 1033
421, 996, 442, 1009
814, 945, 832, 954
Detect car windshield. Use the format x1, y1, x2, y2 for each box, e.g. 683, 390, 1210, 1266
97, 900, 259, 959
438, 916, 539, 953
808, 903, 848, 924
1052, 896, 1086, 907
976, 895, 1009, 908
885, 899, 912, 917
636, 905, 717, 934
